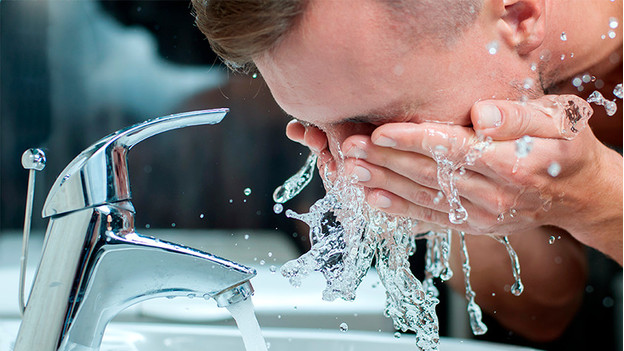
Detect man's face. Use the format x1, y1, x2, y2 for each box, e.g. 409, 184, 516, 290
255, 0, 536, 153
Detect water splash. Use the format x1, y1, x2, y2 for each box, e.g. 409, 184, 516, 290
614, 83, 623, 99
280, 161, 440, 349
276, 129, 531, 349
273, 152, 318, 203
490, 235, 524, 296
587, 90, 617, 116
458, 232, 488, 335
428, 133, 492, 224
526, 95, 593, 139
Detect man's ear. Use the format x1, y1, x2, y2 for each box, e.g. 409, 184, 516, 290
496, 0, 545, 55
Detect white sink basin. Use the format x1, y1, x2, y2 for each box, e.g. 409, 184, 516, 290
0, 320, 540, 351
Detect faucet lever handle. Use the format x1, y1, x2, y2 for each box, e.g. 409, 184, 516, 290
42, 109, 228, 217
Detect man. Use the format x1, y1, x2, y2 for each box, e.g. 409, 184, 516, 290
191, 0, 622, 347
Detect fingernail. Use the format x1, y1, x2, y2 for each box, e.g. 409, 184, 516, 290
373, 136, 396, 147
477, 104, 502, 129
344, 145, 367, 159
371, 194, 392, 208
352, 165, 371, 182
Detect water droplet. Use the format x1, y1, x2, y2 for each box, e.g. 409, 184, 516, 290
602, 296, 614, 308
560, 32, 567, 41
609, 17, 619, 29
171, 222, 176, 228
572, 77, 583, 87
570, 52, 574, 58
273, 203, 284, 214
548, 162, 561, 177
145, 224, 151, 229
166, 295, 175, 299
614, 83, 623, 99
523, 78, 534, 90
394, 332, 401, 338
530, 62, 537, 71
229, 199, 233, 203
587, 90, 618, 116
560, 54, 565, 60
252, 73, 258, 79
486, 40, 499, 55
601, 34, 606, 40
269, 265, 277, 273
539, 50, 551, 62
515, 135, 533, 158
595, 79, 605, 89
187, 293, 196, 299
548, 236, 556, 244
339, 322, 349, 332
259, 260, 266, 265
244, 187, 252, 196
199, 213, 204, 219
582, 74, 592, 83
244, 234, 250, 240
608, 30, 617, 39
268, 252, 273, 257
433, 191, 444, 205
136, 6, 142, 12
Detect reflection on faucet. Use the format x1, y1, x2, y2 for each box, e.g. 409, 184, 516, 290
15, 109, 256, 351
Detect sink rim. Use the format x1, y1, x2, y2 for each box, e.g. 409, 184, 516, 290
0, 319, 542, 351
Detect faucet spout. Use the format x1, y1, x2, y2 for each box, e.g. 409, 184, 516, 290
15, 201, 255, 351
60, 229, 255, 351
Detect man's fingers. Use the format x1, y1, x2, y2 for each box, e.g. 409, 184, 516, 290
472, 95, 593, 140
285, 119, 329, 152
286, 119, 306, 143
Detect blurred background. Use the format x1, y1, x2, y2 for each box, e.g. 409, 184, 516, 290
0, 0, 326, 253
1, 1, 620, 350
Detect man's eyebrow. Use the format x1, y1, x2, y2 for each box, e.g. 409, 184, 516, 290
339, 113, 393, 125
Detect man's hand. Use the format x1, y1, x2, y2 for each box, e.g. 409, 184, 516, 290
338, 95, 622, 264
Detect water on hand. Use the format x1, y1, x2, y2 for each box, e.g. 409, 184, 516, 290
273, 127, 539, 349
226, 298, 268, 351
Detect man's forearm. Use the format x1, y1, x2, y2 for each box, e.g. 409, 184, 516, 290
559, 146, 623, 265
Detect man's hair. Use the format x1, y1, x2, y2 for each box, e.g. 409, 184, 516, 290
191, 0, 482, 72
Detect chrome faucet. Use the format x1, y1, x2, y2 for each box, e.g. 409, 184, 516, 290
14, 109, 257, 351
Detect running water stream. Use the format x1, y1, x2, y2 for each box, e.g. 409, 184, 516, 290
226, 298, 268, 351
